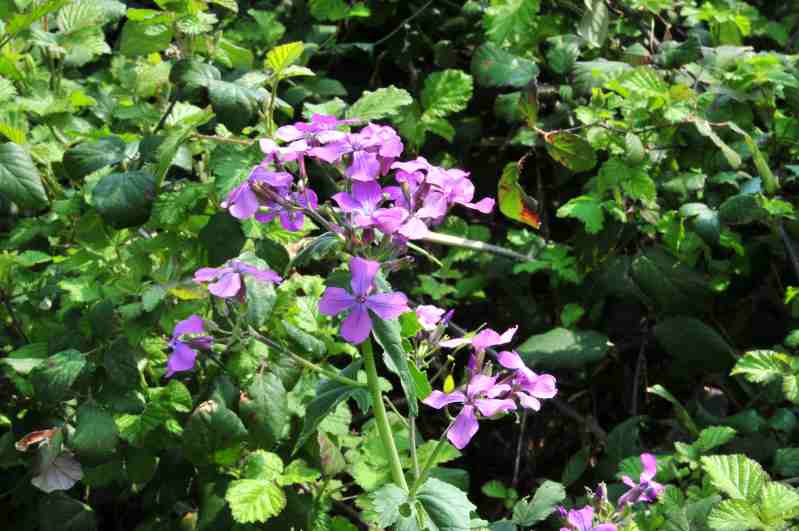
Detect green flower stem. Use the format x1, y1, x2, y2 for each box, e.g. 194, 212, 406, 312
410, 419, 454, 496
249, 329, 366, 388
421, 231, 536, 262
361, 338, 409, 492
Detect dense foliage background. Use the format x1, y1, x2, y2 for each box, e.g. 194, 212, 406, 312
3, 0, 799, 529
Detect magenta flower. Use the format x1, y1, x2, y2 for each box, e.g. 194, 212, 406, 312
332, 181, 409, 235
559, 506, 617, 531
221, 166, 293, 220
439, 325, 518, 352
497, 350, 558, 411
423, 373, 516, 449
318, 257, 410, 344
256, 188, 318, 231
166, 315, 213, 378
618, 453, 664, 506
416, 305, 446, 331
310, 124, 403, 181
274, 114, 354, 144
194, 260, 281, 299
425, 166, 495, 219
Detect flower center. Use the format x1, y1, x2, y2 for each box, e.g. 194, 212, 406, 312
356, 294, 368, 304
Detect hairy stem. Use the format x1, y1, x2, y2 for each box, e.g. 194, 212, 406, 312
422, 231, 535, 262
362, 338, 409, 491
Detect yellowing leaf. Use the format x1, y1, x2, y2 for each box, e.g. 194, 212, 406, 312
266, 42, 304, 74
498, 162, 540, 229
169, 285, 207, 300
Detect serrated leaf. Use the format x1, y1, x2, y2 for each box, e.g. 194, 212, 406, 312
266, 41, 304, 73
421, 70, 473, 118
706, 499, 765, 530
30, 350, 86, 403
701, 454, 767, 501
63, 137, 127, 179
208, 81, 259, 133
225, 479, 286, 524
71, 403, 118, 462
511, 481, 566, 526
545, 132, 597, 172
556, 195, 604, 234
0, 142, 47, 208
472, 43, 539, 88
731, 350, 792, 384
346, 85, 413, 121
416, 477, 476, 531
578, 0, 609, 47
240, 373, 289, 450
759, 480, 799, 522
91, 170, 156, 229
119, 20, 174, 57
693, 426, 737, 453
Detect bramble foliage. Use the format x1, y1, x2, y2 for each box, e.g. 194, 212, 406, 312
3, 1, 799, 530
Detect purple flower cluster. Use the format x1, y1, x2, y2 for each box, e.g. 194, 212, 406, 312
423, 328, 557, 449
220, 115, 495, 244
166, 315, 213, 378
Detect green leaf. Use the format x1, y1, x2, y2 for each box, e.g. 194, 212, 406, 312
693, 426, 737, 453
511, 480, 566, 526
421, 70, 473, 118
309, 0, 350, 21
693, 118, 742, 169
170, 59, 221, 99
517, 327, 610, 369
556, 195, 604, 234
245, 275, 277, 328
0, 142, 47, 208
30, 349, 86, 403
630, 247, 712, 315
578, 0, 609, 47
266, 41, 304, 73
119, 20, 174, 57
416, 477, 476, 531
680, 203, 721, 244
561, 447, 590, 486
71, 403, 118, 462
471, 43, 539, 88
208, 81, 259, 133
701, 454, 767, 501
291, 232, 342, 268
498, 162, 541, 229
91, 170, 156, 229
706, 499, 765, 530
372, 316, 418, 416
295, 361, 362, 452
183, 400, 248, 466
199, 213, 246, 267
6, 0, 71, 37
483, 0, 539, 44
482, 480, 508, 499
225, 478, 286, 524
648, 384, 700, 437
731, 350, 792, 384
125, 447, 157, 483
654, 317, 735, 371
346, 85, 413, 121
62, 137, 127, 179
759, 480, 799, 522
718, 193, 767, 225
408, 363, 432, 400
242, 450, 284, 481
240, 373, 289, 450
773, 448, 799, 477
38, 493, 97, 531
544, 132, 597, 172
371, 483, 409, 528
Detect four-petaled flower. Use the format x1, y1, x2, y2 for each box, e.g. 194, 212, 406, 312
617, 453, 664, 506
416, 304, 446, 331
497, 350, 558, 411
318, 257, 409, 344
423, 373, 517, 449
221, 166, 293, 220
194, 260, 281, 299
558, 506, 617, 531
332, 181, 409, 235
166, 315, 213, 378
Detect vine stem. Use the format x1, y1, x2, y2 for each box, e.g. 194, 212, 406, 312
361, 338, 409, 491
421, 231, 536, 262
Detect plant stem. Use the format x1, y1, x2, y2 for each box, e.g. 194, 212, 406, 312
410, 419, 454, 495
361, 338, 409, 491
409, 416, 420, 482
422, 231, 536, 262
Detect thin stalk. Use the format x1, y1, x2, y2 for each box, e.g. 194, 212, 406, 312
250, 329, 366, 388
422, 231, 535, 262
410, 419, 454, 495
362, 338, 409, 491
409, 416, 420, 482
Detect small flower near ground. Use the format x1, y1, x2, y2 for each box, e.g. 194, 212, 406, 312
423, 373, 516, 449
194, 260, 281, 299
318, 257, 409, 344
497, 350, 558, 410
617, 453, 664, 506
440, 325, 518, 352
558, 506, 617, 531
166, 315, 213, 378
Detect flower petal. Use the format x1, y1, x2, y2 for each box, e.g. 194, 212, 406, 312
208, 271, 242, 298
521, 373, 558, 399
347, 151, 381, 182
640, 453, 657, 481
397, 216, 429, 240
166, 341, 198, 377
460, 197, 495, 214
225, 183, 260, 219
447, 405, 479, 450
341, 304, 372, 344
466, 374, 498, 398
174, 315, 205, 336
194, 267, 222, 283
332, 191, 360, 212
365, 292, 409, 320
439, 337, 471, 349
567, 506, 594, 531
475, 398, 516, 417
517, 392, 541, 411
416, 305, 445, 331
595, 525, 618, 531
238, 263, 282, 284
349, 257, 380, 296
318, 287, 356, 316
422, 390, 466, 409
497, 350, 525, 370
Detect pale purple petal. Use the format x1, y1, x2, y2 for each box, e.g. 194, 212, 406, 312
391, 157, 431, 174
460, 197, 495, 214
520, 373, 558, 399
474, 398, 516, 417
259, 138, 279, 157
351, 181, 383, 210
295, 188, 318, 210
621, 475, 637, 488
208, 271, 242, 298
448, 405, 479, 450
332, 191, 361, 212
398, 217, 429, 240
318, 287, 356, 316
422, 390, 467, 409
252, 167, 293, 188
166, 340, 198, 377
279, 210, 305, 231
341, 304, 372, 344
497, 350, 526, 370
416, 305, 445, 331
466, 374, 498, 398
439, 337, 471, 349
275, 124, 303, 142
349, 257, 380, 297
567, 507, 594, 531
347, 151, 381, 181
595, 525, 618, 531
223, 182, 260, 219
365, 292, 409, 320
472, 325, 518, 352
517, 392, 541, 411
310, 142, 349, 163
640, 453, 658, 481
237, 263, 281, 284
484, 383, 511, 398
174, 315, 205, 336
374, 207, 409, 235
194, 267, 222, 283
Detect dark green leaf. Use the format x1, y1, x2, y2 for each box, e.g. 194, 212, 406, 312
62, 137, 128, 179
199, 213, 246, 266
0, 142, 47, 208
39, 494, 97, 531
517, 328, 610, 369
372, 316, 418, 416
240, 373, 289, 450
71, 403, 118, 463
545, 132, 597, 172
30, 349, 86, 403
183, 400, 249, 466
119, 20, 174, 56
208, 80, 260, 133
472, 43, 539, 88
91, 170, 156, 229
511, 481, 566, 526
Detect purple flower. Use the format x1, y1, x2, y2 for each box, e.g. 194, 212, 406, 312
617, 453, 664, 506
332, 181, 409, 235
194, 260, 281, 299
559, 506, 617, 531
439, 325, 518, 352
221, 166, 293, 220
310, 124, 403, 182
318, 257, 410, 344
497, 350, 558, 411
425, 166, 495, 219
166, 315, 213, 378
257, 188, 318, 231
416, 305, 446, 331
423, 373, 516, 449
274, 114, 354, 143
